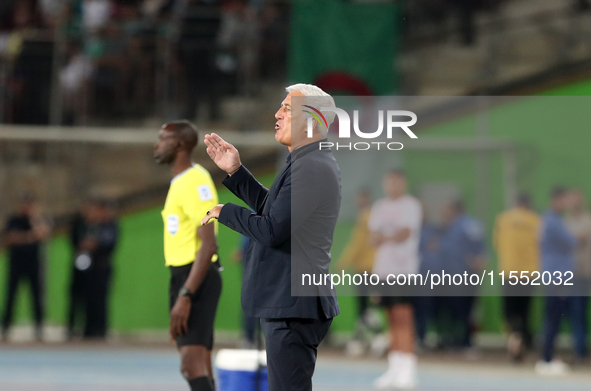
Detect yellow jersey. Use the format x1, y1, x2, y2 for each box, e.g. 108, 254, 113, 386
493, 207, 540, 274
162, 164, 218, 267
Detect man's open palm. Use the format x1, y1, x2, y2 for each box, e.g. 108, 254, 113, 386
204, 133, 241, 175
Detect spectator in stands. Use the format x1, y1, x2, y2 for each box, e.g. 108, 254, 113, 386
1, 193, 51, 342
122, 32, 154, 116
39, 0, 63, 28
438, 199, 486, 349
259, 2, 289, 81
450, 0, 505, 46
141, 0, 172, 22
87, 21, 127, 117
450, 0, 477, 45
565, 188, 591, 361
0, 0, 44, 32
82, 0, 112, 34
216, 0, 261, 96
1, 0, 46, 123
400, 0, 448, 38
536, 186, 576, 375
59, 1, 84, 38
493, 193, 540, 361
176, 0, 222, 121
237, 2, 261, 96
60, 40, 93, 125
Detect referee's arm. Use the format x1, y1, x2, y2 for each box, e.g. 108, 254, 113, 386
185, 223, 218, 293
169, 223, 218, 337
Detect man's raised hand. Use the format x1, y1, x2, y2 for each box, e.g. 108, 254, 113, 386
204, 133, 241, 175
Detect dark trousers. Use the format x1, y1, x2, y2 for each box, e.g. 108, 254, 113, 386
571, 296, 589, 358
443, 296, 475, 348
67, 266, 111, 339
84, 268, 112, 339
2, 260, 44, 330
67, 268, 85, 335
261, 316, 332, 391
542, 296, 589, 361
244, 314, 258, 345
542, 296, 569, 362
357, 296, 369, 319
503, 295, 533, 347
415, 296, 436, 344
542, 296, 590, 361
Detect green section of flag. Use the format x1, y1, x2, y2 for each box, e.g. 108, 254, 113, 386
289, 0, 398, 95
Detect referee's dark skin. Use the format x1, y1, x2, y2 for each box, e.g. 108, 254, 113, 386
154, 122, 218, 388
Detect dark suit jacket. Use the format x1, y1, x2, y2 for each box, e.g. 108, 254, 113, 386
218, 139, 341, 319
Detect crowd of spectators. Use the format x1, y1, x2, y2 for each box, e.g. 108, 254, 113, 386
0, 0, 289, 125
401, 0, 591, 47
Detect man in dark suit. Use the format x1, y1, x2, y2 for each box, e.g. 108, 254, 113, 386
201, 83, 341, 391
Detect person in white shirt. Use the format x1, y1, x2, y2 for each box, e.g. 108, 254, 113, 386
369, 170, 422, 389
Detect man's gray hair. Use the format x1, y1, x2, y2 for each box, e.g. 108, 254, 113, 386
286, 83, 336, 137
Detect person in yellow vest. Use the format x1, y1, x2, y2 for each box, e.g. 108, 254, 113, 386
493, 193, 540, 361
337, 189, 377, 350
154, 121, 221, 391
338, 189, 375, 315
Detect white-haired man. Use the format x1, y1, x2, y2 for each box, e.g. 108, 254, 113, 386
201, 84, 341, 391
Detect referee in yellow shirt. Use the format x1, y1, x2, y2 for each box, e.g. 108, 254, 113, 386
154, 121, 221, 391
493, 193, 540, 361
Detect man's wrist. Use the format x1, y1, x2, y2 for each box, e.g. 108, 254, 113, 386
178, 286, 194, 299
228, 165, 241, 177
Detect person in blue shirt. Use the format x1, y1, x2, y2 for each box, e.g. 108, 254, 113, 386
415, 211, 442, 348
438, 199, 486, 348
536, 187, 577, 375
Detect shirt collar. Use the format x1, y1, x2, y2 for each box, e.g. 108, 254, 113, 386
287, 138, 327, 163
171, 164, 195, 184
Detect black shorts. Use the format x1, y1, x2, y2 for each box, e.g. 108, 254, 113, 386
169, 261, 222, 349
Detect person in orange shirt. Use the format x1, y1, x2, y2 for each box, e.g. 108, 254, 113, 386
493, 193, 540, 361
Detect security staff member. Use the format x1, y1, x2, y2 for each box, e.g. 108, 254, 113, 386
202, 83, 341, 391
154, 121, 221, 391
77, 199, 118, 339
67, 206, 90, 339
1, 193, 50, 342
